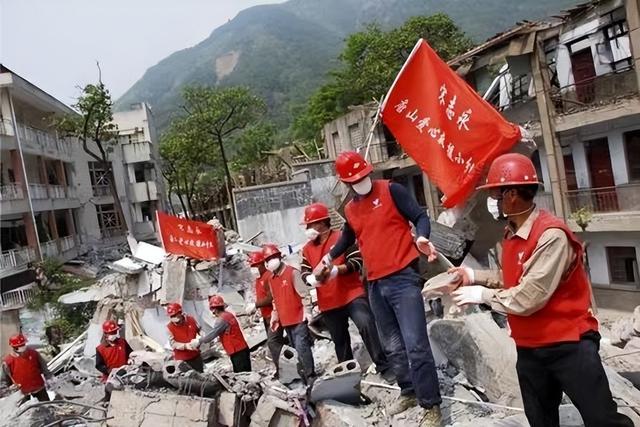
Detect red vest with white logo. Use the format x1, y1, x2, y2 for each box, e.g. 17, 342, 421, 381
219, 311, 249, 355
4, 348, 45, 394
255, 272, 273, 319
303, 230, 365, 312
96, 338, 129, 382
167, 315, 201, 361
502, 210, 599, 348
268, 265, 304, 327
345, 180, 419, 281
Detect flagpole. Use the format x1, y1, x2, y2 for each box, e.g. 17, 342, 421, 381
363, 94, 385, 162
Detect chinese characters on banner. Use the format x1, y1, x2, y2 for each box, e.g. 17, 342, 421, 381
156, 211, 220, 260
380, 39, 521, 208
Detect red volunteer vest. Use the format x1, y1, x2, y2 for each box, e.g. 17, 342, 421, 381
96, 338, 129, 382
219, 311, 249, 355
268, 265, 304, 327
4, 349, 45, 394
502, 210, 599, 348
345, 180, 419, 281
255, 272, 273, 319
303, 230, 365, 312
167, 315, 201, 361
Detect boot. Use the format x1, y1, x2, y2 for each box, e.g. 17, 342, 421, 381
419, 406, 442, 427
387, 394, 417, 416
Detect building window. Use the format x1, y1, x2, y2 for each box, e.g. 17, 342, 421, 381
607, 246, 639, 285
603, 19, 632, 70
89, 161, 111, 196
348, 124, 362, 149
563, 153, 578, 191
624, 130, 640, 182
510, 74, 530, 103
96, 203, 121, 236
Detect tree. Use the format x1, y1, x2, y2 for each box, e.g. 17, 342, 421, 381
231, 122, 276, 172
56, 70, 128, 232
292, 13, 473, 142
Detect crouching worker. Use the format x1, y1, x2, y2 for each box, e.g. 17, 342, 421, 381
166, 302, 204, 372
1, 334, 52, 404
95, 320, 132, 401
199, 295, 251, 373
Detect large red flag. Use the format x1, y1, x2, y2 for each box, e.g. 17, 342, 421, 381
156, 212, 220, 260
381, 39, 521, 207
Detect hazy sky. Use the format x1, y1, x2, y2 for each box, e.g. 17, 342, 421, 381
0, 0, 283, 106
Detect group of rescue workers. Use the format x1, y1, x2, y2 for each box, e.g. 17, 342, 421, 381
1, 151, 634, 427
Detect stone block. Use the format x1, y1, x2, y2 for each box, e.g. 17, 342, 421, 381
161, 258, 187, 304
217, 391, 237, 426
310, 360, 361, 405
278, 345, 301, 385
312, 400, 377, 426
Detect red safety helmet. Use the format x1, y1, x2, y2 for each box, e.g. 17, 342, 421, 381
262, 244, 281, 260
102, 320, 120, 335
476, 153, 541, 190
9, 334, 26, 348
209, 295, 225, 309
166, 303, 183, 317
301, 202, 330, 225
335, 151, 373, 183
248, 251, 265, 267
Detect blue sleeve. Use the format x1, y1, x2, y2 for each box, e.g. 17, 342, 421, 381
200, 318, 230, 344
389, 182, 431, 238
329, 221, 356, 259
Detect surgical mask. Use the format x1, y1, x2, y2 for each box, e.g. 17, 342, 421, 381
265, 258, 281, 272
487, 198, 502, 220
351, 177, 372, 196
107, 334, 118, 342
170, 316, 181, 324
305, 228, 320, 241
15, 346, 26, 354
250, 267, 260, 276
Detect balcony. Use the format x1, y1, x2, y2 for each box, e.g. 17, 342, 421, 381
129, 181, 158, 203
48, 185, 66, 199
59, 235, 76, 252
1, 284, 37, 310
28, 183, 48, 199
566, 184, 640, 232
41, 240, 58, 259
0, 247, 36, 272
122, 141, 153, 164
12, 122, 74, 159
0, 183, 24, 201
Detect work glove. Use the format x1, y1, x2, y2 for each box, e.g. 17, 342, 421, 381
447, 267, 474, 287
328, 265, 339, 279
305, 274, 320, 287
452, 286, 487, 306
189, 337, 201, 349
171, 342, 187, 350
303, 310, 314, 324
270, 311, 280, 331
416, 237, 438, 262
245, 303, 256, 315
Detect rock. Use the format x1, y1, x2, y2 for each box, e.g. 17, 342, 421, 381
278, 345, 302, 385
604, 367, 640, 424
491, 404, 583, 426
600, 341, 640, 389
217, 391, 237, 426
73, 356, 102, 378
313, 400, 381, 426
250, 394, 299, 427
428, 312, 521, 406
160, 258, 188, 304
606, 315, 638, 347
310, 360, 362, 405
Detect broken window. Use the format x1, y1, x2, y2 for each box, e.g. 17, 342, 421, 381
510, 74, 530, 103
624, 130, 640, 182
602, 17, 632, 71
96, 203, 121, 236
348, 124, 362, 149
606, 246, 639, 285
89, 161, 111, 196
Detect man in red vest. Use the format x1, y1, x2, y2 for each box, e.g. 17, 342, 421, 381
245, 251, 285, 376
199, 295, 251, 372
300, 202, 393, 382
263, 244, 316, 383
95, 320, 132, 381
327, 151, 441, 424
1, 334, 52, 404
450, 153, 632, 427
166, 303, 203, 372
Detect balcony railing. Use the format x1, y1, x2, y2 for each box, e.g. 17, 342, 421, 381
59, 236, 76, 252
41, 240, 58, 259
48, 185, 66, 199
0, 118, 14, 136
66, 186, 78, 198
28, 183, 49, 199
0, 183, 24, 201
0, 247, 36, 271
534, 192, 555, 213
1, 284, 37, 310
14, 122, 73, 157
566, 184, 640, 214
101, 228, 125, 239
93, 185, 111, 197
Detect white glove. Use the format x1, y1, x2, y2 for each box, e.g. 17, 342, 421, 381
189, 337, 201, 349
416, 236, 438, 262
245, 303, 256, 314
321, 253, 332, 267
452, 286, 487, 306
447, 267, 475, 286
328, 265, 339, 279
305, 274, 319, 287
303, 310, 314, 323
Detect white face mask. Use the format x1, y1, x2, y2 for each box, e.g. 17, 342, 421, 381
487, 198, 502, 220
351, 177, 372, 196
15, 346, 26, 354
107, 334, 118, 342
305, 228, 320, 241
265, 258, 281, 272
170, 316, 181, 324
250, 267, 260, 277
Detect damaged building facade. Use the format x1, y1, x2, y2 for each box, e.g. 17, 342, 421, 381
323, 0, 640, 303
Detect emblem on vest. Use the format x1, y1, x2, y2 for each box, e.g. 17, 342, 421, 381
517, 251, 525, 265
372, 198, 382, 209
281, 279, 288, 287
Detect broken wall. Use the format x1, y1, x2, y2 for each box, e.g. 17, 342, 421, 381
291, 160, 338, 207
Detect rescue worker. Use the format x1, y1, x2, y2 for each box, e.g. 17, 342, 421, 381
450, 153, 633, 427
200, 295, 251, 373
1, 334, 52, 404
95, 320, 132, 381
326, 151, 442, 424
300, 202, 393, 382
244, 251, 285, 376
263, 243, 316, 383
166, 303, 203, 372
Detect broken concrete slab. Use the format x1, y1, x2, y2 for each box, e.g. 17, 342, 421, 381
313, 400, 381, 427
278, 345, 302, 385
604, 366, 640, 423
107, 389, 216, 426
73, 356, 102, 378
133, 241, 166, 265
129, 350, 167, 371
110, 257, 145, 274
490, 405, 583, 427
160, 258, 188, 304
310, 360, 362, 405
217, 391, 237, 426
428, 312, 521, 407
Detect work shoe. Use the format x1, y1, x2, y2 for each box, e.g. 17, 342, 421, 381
380, 369, 397, 384
387, 394, 418, 416
419, 406, 442, 427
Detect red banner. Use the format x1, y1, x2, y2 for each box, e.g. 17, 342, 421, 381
381, 39, 521, 208
156, 211, 220, 260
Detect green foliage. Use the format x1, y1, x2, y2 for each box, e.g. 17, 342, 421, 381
29, 259, 96, 341
231, 122, 276, 172
571, 207, 593, 232
292, 14, 473, 142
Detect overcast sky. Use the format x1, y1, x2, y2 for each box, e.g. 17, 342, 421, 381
0, 0, 283, 106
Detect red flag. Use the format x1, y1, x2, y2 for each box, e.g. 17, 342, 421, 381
156, 212, 220, 260
381, 39, 521, 207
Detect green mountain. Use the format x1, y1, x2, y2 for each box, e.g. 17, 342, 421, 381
115, 0, 580, 132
